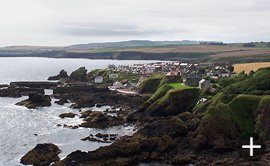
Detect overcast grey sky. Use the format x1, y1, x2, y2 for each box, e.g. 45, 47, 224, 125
0, 0, 269, 46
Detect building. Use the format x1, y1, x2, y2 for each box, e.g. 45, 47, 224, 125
112, 81, 123, 89
95, 76, 103, 83
183, 74, 202, 86
199, 79, 211, 90
166, 71, 179, 77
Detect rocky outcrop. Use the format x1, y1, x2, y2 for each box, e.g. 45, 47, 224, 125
16, 93, 51, 109
21, 143, 61, 166
48, 70, 68, 80
79, 111, 125, 129
145, 88, 200, 117
53, 117, 188, 166
81, 133, 118, 143
67, 91, 145, 110
69, 67, 87, 81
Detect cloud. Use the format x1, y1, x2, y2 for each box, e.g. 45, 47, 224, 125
0, 0, 269, 46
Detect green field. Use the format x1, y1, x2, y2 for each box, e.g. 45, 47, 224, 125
169, 83, 191, 89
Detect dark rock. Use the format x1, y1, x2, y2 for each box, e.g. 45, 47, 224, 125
145, 88, 200, 117
0, 84, 8, 88
63, 124, 79, 129
55, 98, 69, 105
16, 93, 51, 109
71, 126, 79, 129
69, 67, 87, 81
20, 143, 61, 166
109, 137, 116, 141
59, 112, 76, 118
70, 99, 95, 109
172, 154, 195, 165
81, 136, 111, 143
55, 117, 187, 165
95, 103, 104, 107
95, 133, 109, 138
48, 70, 68, 80
79, 111, 125, 129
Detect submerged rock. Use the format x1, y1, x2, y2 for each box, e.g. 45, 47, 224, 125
20, 143, 61, 166
59, 112, 76, 118
16, 93, 51, 109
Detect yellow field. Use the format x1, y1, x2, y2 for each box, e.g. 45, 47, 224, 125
234, 62, 270, 73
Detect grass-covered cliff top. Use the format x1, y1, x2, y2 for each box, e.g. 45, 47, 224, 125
195, 68, 270, 143
141, 76, 199, 116
138, 73, 184, 94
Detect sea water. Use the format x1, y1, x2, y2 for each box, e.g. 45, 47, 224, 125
0, 57, 156, 165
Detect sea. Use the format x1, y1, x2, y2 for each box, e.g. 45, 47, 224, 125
0, 57, 158, 165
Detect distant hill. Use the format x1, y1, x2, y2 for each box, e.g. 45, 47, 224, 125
0, 41, 270, 63
67, 40, 201, 50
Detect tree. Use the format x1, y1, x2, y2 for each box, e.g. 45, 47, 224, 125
226, 65, 234, 72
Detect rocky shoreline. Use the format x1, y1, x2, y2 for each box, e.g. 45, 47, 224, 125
1, 67, 269, 166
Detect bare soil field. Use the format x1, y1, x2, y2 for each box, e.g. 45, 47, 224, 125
234, 62, 270, 73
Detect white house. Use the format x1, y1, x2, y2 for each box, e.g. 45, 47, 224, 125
95, 76, 103, 83
113, 81, 123, 89
199, 79, 210, 90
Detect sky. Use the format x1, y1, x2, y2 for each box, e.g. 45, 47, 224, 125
0, 0, 269, 46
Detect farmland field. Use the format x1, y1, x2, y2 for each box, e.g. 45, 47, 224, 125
121, 45, 253, 53
234, 62, 270, 73
211, 49, 270, 58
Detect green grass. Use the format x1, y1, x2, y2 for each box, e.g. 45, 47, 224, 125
149, 84, 174, 101
138, 77, 162, 94
169, 83, 192, 89
204, 94, 263, 137
228, 95, 261, 134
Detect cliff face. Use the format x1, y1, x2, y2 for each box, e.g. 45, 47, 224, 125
0, 49, 211, 61
145, 88, 200, 117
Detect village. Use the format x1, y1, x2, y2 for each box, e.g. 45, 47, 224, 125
90, 61, 235, 94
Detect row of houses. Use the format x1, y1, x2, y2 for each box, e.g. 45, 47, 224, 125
109, 62, 232, 79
